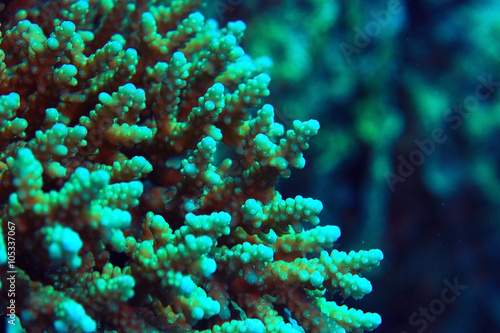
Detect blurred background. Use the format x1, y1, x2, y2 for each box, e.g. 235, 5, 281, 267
206, 0, 500, 331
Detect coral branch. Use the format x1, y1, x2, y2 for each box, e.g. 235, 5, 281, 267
0, 1, 383, 332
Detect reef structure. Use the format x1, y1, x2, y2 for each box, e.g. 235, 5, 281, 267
0, 0, 383, 332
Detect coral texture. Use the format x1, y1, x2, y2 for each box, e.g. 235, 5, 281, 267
0, 1, 383, 332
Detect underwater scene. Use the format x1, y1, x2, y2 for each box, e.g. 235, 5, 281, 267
0, 0, 498, 332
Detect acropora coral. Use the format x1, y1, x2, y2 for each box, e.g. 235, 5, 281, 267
0, 1, 383, 332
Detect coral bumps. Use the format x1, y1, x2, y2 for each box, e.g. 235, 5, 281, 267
0, 1, 383, 332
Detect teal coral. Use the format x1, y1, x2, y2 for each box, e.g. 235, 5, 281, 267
0, 0, 383, 332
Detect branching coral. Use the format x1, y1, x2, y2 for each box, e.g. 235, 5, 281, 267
0, 1, 383, 332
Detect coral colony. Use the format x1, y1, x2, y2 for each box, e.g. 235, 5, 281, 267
0, 1, 383, 332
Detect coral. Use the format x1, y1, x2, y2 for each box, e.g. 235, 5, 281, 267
0, 1, 383, 332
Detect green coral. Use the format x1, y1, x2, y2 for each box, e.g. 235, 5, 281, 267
0, 1, 383, 332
